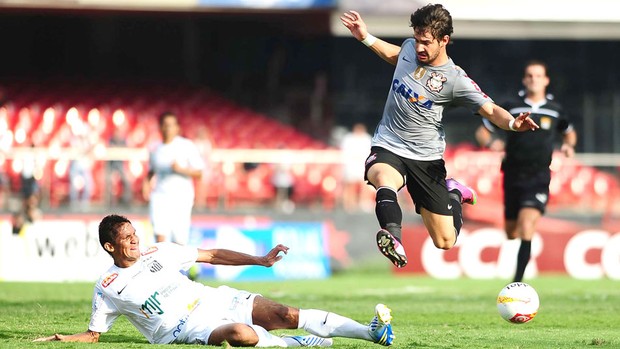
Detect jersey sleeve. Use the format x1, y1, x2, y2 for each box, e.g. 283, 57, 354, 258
157, 242, 199, 271
452, 74, 494, 113
88, 287, 120, 333
555, 106, 574, 134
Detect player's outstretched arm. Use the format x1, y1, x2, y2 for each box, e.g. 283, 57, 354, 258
197, 244, 289, 267
33, 330, 100, 343
340, 10, 401, 65
479, 102, 539, 132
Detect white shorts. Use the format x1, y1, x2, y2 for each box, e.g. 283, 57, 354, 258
149, 192, 193, 244
174, 285, 259, 345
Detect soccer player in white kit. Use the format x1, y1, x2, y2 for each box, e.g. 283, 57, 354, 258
34, 215, 395, 347
143, 112, 204, 245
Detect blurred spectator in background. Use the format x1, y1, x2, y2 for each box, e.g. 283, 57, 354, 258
19, 142, 40, 204
475, 60, 577, 282
192, 125, 213, 210
0, 87, 11, 208
69, 122, 96, 209
0, 126, 11, 210
11, 142, 42, 234
271, 145, 295, 214
340, 123, 373, 212
19, 142, 42, 220
108, 127, 132, 205
143, 112, 204, 245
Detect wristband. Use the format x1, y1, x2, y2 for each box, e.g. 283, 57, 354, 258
508, 119, 517, 131
361, 34, 377, 47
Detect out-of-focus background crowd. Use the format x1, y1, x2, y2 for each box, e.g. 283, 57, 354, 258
1, 0, 619, 281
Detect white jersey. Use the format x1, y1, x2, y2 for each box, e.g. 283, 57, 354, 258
148, 136, 204, 201
89, 243, 207, 344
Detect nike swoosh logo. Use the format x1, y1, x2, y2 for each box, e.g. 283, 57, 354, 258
447, 204, 453, 210
118, 270, 143, 294
402, 56, 411, 62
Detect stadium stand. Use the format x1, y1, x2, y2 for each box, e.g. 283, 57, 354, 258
0, 81, 339, 210
0, 81, 617, 216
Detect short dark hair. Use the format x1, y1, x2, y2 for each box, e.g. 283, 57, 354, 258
524, 60, 548, 76
99, 214, 131, 254
410, 4, 453, 40
158, 111, 177, 126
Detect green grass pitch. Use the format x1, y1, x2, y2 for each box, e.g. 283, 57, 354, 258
1, 272, 619, 348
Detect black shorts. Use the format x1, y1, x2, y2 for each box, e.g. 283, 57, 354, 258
502, 168, 551, 219
364, 146, 451, 215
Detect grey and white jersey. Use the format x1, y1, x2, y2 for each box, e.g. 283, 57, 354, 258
372, 38, 493, 160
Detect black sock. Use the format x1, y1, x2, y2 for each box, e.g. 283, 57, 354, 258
448, 191, 463, 238
514, 240, 532, 282
375, 187, 403, 242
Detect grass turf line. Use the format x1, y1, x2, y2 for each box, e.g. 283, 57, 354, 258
1, 273, 619, 348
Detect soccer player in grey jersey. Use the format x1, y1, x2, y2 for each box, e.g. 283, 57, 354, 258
340, 4, 539, 268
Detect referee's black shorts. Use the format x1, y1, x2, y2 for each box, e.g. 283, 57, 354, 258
502, 167, 551, 219
364, 146, 452, 215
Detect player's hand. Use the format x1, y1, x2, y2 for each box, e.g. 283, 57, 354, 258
261, 244, 289, 267
171, 161, 183, 174
33, 334, 64, 342
340, 10, 368, 41
561, 143, 575, 158
512, 112, 539, 131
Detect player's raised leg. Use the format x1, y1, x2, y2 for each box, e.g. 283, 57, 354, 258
366, 162, 408, 268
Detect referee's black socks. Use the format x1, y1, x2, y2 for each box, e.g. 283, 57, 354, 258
514, 240, 532, 282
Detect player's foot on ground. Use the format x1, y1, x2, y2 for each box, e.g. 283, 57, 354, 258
446, 178, 477, 205
368, 303, 394, 346
376, 229, 408, 268
282, 335, 333, 347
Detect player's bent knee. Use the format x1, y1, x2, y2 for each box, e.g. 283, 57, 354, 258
430, 233, 455, 250
209, 324, 259, 347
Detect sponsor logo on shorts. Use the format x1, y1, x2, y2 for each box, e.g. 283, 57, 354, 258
102, 273, 118, 288
366, 153, 377, 165
535, 193, 548, 203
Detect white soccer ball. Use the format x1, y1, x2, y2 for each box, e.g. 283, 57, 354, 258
496, 282, 540, 324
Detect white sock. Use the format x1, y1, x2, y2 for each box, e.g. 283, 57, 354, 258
298, 309, 372, 341
250, 325, 287, 347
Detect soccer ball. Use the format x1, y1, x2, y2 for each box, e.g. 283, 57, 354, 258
496, 282, 539, 324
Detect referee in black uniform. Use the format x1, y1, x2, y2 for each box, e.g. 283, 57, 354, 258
476, 60, 578, 282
